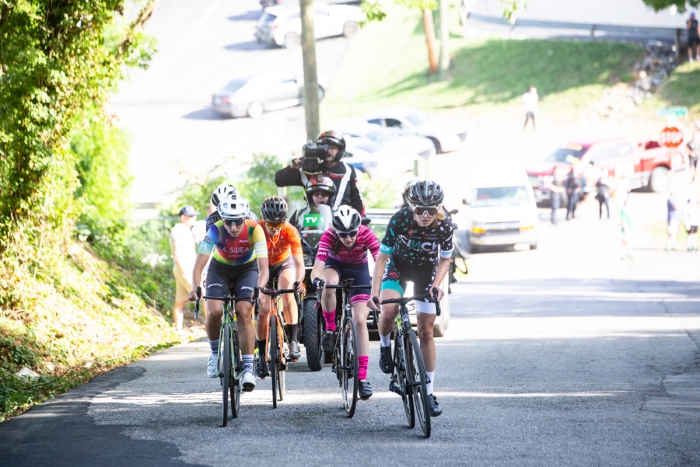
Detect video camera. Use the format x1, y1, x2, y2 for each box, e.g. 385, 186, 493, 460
301, 141, 330, 172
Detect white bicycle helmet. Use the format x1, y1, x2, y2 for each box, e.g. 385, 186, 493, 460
332, 205, 361, 232
211, 183, 238, 206
218, 194, 249, 220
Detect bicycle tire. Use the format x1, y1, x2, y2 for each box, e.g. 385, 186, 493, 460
231, 329, 241, 419
269, 314, 279, 408
341, 317, 359, 418
394, 331, 414, 428
221, 324, 232, 427
405, 330, 431, 438
303, 299, 323, 371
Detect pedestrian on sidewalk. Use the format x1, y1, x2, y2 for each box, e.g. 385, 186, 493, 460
614, 173, 631, 202
170, 205, 198, 331
565, 167, 580, 220
595, 176, 611, 219
620, 197, 633, 260
545, 166, 565, 225
521, 86, 538, 134
684, 197, 700, 251
687, 12, 700, 63
687, 136, 699, 182
667, 190, 682, 251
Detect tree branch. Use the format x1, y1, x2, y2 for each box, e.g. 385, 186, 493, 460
118, 0, 160, 56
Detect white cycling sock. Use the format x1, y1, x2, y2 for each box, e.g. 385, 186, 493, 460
209, 339, 219, 356
426, 371, 435, 395
242, 354, 254, 373
379, 333, 391, 347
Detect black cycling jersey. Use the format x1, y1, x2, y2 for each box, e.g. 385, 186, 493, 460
379, 207, 454, 265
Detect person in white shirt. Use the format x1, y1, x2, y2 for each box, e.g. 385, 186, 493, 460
170, 205, 198, 331
684, 197, 700, 251
522, 86, 538, 133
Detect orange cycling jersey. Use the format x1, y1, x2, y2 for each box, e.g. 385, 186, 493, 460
259, 221, 303, 266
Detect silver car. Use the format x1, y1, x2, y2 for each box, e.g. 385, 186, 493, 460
210, 73, 324, 118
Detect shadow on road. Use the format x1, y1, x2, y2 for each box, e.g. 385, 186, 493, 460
224, 41, 269, 52
227, 10, 263, 22
182, 108, 229, 120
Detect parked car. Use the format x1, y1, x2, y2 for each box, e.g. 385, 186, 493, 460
340, 124, 435, 179
255, 2, 361, 48
362, 106, 468, 153
453, 168, 539, 253
526, 137, 687, 204
210, 72, 324, 118
364, 209, 451, 337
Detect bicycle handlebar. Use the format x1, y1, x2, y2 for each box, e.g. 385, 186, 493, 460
195, 288, 255, 319
371, 287, 441, 317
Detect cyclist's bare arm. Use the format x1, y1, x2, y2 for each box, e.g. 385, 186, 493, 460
189, 253, 210, 301
430, 256, 452, 301
310, 259, 325, 281
368, 252, 390, 311
293, 254, 306, 291
256, 257, 270, 292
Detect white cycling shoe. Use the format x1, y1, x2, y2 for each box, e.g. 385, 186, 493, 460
241, 370, 256, 392
207, 354, 218, 378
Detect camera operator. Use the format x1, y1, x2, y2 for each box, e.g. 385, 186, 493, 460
275, 131, 364, 214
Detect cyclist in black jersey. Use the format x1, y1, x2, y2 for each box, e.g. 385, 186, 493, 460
367, 181, 453, 417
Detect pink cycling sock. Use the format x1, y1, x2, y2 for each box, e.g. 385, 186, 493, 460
358, 356, 369, 380
323, 310, 336, 331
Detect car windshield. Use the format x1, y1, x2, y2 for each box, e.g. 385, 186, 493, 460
356, 142, 379, 153
261, 12, 276, 22
365, 131, 393, 143
223, 80, 246, 93
546, 145, 587, 163
472, 186, 530, 208
405, 111, 429, 126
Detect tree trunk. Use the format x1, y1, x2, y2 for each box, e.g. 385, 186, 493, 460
422, 9, 438, 76
300, 0, 320, 141
437, 0, 450, 79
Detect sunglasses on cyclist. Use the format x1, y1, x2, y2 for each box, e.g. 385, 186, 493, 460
337, 230, 358, 239
265, 221, 284, 230
412, 205, 440, 217
223, 218, 245, 227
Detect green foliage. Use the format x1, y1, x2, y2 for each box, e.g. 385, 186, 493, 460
642, 0, 700, 12
171, 175, 227, 217
645, 61, 700, 118
357, 172, 399, 208
237, 153, 288, 214
72, 110, 133, 240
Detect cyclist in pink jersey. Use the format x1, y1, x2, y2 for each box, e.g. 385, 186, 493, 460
310, 205, 379, 399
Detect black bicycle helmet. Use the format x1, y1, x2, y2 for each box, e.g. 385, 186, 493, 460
304, 174, 336, 204
332, 205, 361, 232
317, 130, 346, 163
260, 196, 288, 222
407, 180, 444, 206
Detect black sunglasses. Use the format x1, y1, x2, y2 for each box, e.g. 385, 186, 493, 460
223, 218, 245, 226
338, 230, 358, 239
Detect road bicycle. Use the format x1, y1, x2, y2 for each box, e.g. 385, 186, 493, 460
255, 284, 300, 409
195, 287, 250, 427
373, 288, 440, 438
316, 278, 371, 418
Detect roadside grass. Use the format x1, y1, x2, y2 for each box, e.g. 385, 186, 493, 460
322, 5, 645, 124
643, 61, 700, 118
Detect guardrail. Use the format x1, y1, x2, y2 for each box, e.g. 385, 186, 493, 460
466, 12, 684, 56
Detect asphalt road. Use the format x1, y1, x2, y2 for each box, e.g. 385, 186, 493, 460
2, 193, 700, 466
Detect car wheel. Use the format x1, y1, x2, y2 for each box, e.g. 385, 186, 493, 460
284, 33, 301, 48
318, 85, 325, 101
247, 101, 263, 119
427, 137, 442, 154
649, 166, 670, 192
529, 242, 538, 250
343, 21, 359, 38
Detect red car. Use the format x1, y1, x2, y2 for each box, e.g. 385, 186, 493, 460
526, 137, 687, 204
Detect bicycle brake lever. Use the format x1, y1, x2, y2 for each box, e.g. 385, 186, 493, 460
431, 287, 441, 317
194, 286, 201, 320
371, 297, 380, 326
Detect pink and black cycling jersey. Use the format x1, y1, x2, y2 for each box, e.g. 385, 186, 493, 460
316, 225, 379, 264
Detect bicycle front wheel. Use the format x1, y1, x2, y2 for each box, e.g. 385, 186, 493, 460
341, 318, 359, 418
269, 315, 279, 409
231, 329, 241, 419
220, 324, 232, 427
405, 330, 431, 438
394, 331, 414, 428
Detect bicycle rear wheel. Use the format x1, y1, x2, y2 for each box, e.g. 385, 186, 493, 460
231, 329, 241, 419
405, 330, 431, 438
269, 315, 279, 408
394, 331, 414, 428
220, 324, 232, 427
341, 318, 359, 418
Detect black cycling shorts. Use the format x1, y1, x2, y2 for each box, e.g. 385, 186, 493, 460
689, 225, 698, 234
267, 256, 296, 287
380, 256, 437, 314
206, 260, 258, 303
324, 256, 371, 304
689, 36, 700, 48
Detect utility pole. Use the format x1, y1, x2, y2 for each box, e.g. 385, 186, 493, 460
437, 0, 450, 79
422, 10, 438, 75
300, 0, 320, 140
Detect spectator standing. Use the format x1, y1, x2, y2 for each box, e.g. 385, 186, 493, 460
687, 137, 698, 182
565, 168, 581, 220
687, 12, 700, 63
615, 173, 631, 202
521, 86, 538, 134
545, 167, 565, 225
667, 191, 682, 251
595, 176, 612, 219
620, 198, 633, 260
684, 197, 700, 251
170, 205, 198, 331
